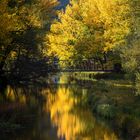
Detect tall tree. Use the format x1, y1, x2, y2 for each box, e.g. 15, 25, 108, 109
0, 0, 23, 74
0, 0, 58, 74
47, 0, 130, 66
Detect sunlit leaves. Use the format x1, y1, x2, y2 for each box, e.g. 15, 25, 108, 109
47, 0, 131, 62
0, 0, 58, 71
0, 0, 18, 47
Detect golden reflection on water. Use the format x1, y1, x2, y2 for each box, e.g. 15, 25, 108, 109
0, 85, 26, 104
0, 73, 121, 140
44, 85, 119, 140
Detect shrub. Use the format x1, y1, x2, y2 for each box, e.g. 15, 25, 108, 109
96, 104, 116, 118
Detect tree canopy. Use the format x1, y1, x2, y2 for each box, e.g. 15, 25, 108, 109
47, 0, 131, 61
0, 0, 58, 73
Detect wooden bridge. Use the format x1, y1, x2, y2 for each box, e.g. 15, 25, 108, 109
45, 58, 114, 72
3, 58, 114, 73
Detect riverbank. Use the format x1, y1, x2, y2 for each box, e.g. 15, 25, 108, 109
72, 72, 140, 140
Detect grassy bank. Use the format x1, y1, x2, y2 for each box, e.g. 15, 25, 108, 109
73, 72, 140, 140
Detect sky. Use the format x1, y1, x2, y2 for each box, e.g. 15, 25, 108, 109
57, 0, 69, 9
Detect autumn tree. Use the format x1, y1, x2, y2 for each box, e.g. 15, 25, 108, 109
47, 0, 131, 69
0, 0, 23, 74
0, 0, 58, 75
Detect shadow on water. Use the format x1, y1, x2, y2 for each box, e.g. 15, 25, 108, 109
0, 72, 140, 140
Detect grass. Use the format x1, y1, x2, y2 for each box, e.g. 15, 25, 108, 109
71, 72, 140, 139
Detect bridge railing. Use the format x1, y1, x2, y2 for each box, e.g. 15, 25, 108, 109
47, 59, 114, 72
3, 58, 114, 73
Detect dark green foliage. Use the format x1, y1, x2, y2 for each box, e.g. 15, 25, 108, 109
94, 72, 125, 80
96, 104, 116, 119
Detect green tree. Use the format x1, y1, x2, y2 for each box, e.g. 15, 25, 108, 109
120, 0, 140, 94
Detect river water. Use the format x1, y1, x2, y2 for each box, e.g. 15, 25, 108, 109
0, 73, 139, 140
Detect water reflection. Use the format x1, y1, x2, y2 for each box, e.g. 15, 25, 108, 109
0, 84, 60, 140
0, 74, 121, 140
46, 86, 119, 140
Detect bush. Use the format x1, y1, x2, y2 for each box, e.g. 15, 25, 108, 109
121, 39, 140, 95
96, 104, 116, 119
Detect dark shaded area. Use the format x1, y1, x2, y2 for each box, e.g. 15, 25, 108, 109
113, 63, 122, 73
0, 82, 60, 140
94, 72, 125, 80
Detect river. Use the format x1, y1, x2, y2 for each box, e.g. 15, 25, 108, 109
0, 72, 140, 140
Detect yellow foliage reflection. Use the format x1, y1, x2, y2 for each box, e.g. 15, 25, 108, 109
45, 85, 119, 140
0, 85, 26, 104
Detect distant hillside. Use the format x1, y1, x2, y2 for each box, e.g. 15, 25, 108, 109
57, 0, 69, 9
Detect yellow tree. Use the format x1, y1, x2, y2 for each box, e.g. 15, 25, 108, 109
95, 0, 131, 51
0, 0, 58, 74
47, 0, 105, 62
47, 0, 131, 65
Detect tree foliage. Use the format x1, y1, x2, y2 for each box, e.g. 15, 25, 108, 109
47, 0, 130, 62
119, 0, 140, 94
47, 0, 140, 93
0, 0, 58, 74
